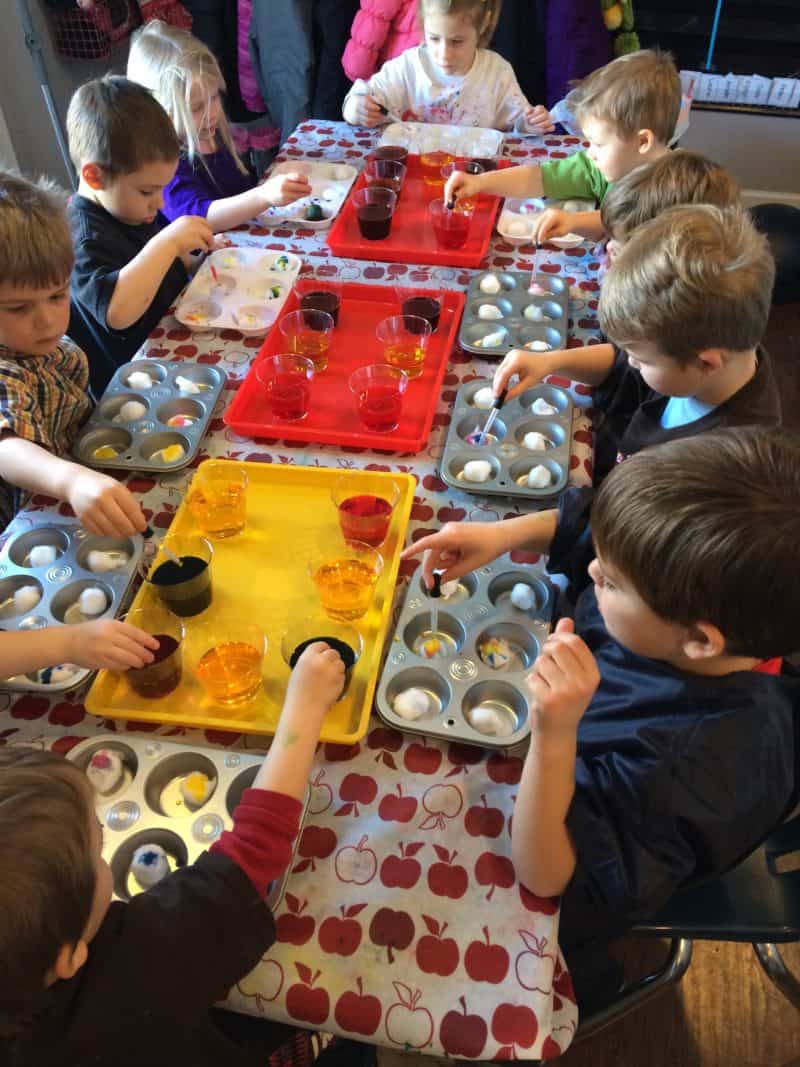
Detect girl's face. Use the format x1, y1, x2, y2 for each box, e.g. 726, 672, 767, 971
423, 11, 481, 76
189, 78, 223, 150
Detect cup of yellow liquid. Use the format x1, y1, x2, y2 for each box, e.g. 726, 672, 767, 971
420, 149, 454, 187
309, 541, 383, 622
279, 308, 334, 372
188, 617, 266, 707
188, 463, 248, 538
375, 314, 432, 381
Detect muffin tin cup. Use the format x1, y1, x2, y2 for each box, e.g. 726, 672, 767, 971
376, 556, 554, 748
0, 521, 143, 693
73, 361, 225, 473
68, 735, 309, 911
260, 160, 358, 229
440, 379, 574, 500
459, 270, 569, 358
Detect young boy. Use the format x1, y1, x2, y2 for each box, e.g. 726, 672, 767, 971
444, 48, 682, 244
494, 204, 780, 484
66, 76, 215, 394
0, 171, 157, 678
0, 642, 347, 1066
404, 427, 800, 946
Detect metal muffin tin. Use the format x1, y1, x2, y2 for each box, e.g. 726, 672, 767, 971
261, 160, 358, 230
67, 734, 309, 910
458, 270, 569, 357
440, 378, 574, 500
379, 121, 504, 159
73, 360, 225, 473
0, 520, 143, 693
376, 555, 554, 748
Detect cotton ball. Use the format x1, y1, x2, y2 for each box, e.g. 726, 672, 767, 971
393, 687, 431, 721
440, 580, 460, 599
86, 747, 125, 795
87, 549, 129, 574
524, 304, 544, 322
473, 387, 495, 410
461, 460, 493, 483
478, 636, 512, 670
476, 328, 506, 348
28, 544, 58, 567
525, 340, 552, 352
507, 220, 529, 237
468, 705, 514, 737
523, 431, 549, 452
79, 587, 108, 617
478, 304, 504, 320
510, 582, 536, 611
130, 844, 171, 890
525, 464, 553, 489
479, 274, 501, 294
151, 444, 186, 464
126, 371, 154, 390
118, 400, 147, 422
531, 398, 558, 416
528, 282, 548, 297
179, 771, 214, 808
13, 585, 41, 613
175, 376, 202, 395
42, 663, 81, 685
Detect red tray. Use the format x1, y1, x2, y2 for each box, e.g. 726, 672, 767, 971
326, 155, 504, 268
224, 281, 465, 452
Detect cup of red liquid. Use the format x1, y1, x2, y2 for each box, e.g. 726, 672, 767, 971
428, 198, 475, 250
125, 605, 184, 699
299, 283, 341, 325
349, 364, 408, 433
370, 145, 409, 165
332, 474, 401, 547
364, 158, 406, 196
352, 187, 397, 241
256, 354, 314, 421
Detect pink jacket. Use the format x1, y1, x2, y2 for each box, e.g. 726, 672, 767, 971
342, 0, 421, 83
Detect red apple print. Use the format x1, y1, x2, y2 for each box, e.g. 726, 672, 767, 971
436, 505, 466, 523
491, 1002, 538, 1053
308, 769, 333, 815
11, 695, 49, 721
420, 783, 463, 830
324, 741, 361, 762
515, 930, 555, 992
422, 473, 447, 492
126, 475, 156, 494
542, 1035, 563, 1059
410, 501, 434, 522
334, 834, 377, 885
173, 344, 198, 357
416, 916, 459, 976
404, 740, 442, 775
369, 907, 415, 963
336, 772, 377, 816
334, 977, 382, 1036
465, 926, 510, 983
440, 996, 488, 1059
465, 794, 504, 838
203, 729, 242, 747
519, 884, 559, 915
553, 957, 577, 1003
293, 825, 337, 873
367, 725, 403, 769
166, 326, 191, 341
49, 734, 83, 755
318, 903, 366, 956
286, 963, 330, 1025
236, 956, 283, 1008
487, 752, 523, 784
378, 784, 418, 823
275, 893, 315, 945
380, 841, 424, 889
385, 982, 434, 1050
427, 845, 468, 899
446, 742, 484, 775
475, 852, 516, 900
49, 701, 86, 727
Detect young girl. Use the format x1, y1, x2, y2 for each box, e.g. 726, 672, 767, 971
127, 21, 311, 232
342, 0, 552, 133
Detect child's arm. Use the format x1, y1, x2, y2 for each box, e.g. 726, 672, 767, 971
493, 343, 617, 401
0, 619, 158, 677
512, 618, 600, 897
532, 208, 606, 244
444, 164, 545, 207
204, 173, 313, 233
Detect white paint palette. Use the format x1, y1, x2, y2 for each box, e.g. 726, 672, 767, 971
260, 160, 358, 230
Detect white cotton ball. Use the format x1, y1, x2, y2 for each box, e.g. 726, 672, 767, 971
478, 304, 504, 320
118, 400, 147, 422
510, 582, 536, 611
87, 550, 129, 574
523, 431, 549, 452
468, 705, 512, 736
508, 220, 529, 237
126, 371, 154, 391
46, 663, 81, 684
440, 580, 460, 599
393, 687, 431, 721
479, 274, 501, 294
79, 587, 108, 617
29, 544, 57, 567
524, 304, 544, 322
13, 585, 41, 613
532, 398, 558, 416
525, 340, 552, 352
86, 747, 125, 795
477, 329, 506, 348
175, 376, 202, 395
473, 387, 495, 410
526, 465, 552, 489
462, 460, 493, 483
130, 844, 171, 890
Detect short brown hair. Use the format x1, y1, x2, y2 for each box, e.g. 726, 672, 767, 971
0, 748, 95, 1036
571, 49, 682, 144
0, 171, 73, 289
600, 151, 740, 241
593, 427, 800, 658
599, 205, 774, 363
418, 0, 501, 47
67, 75, 180, 176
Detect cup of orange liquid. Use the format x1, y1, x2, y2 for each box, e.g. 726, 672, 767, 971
441, 158, 485, 211
309, 541, 383, 622
376, 314, 432, 380
420, 149, 454, 187
279, 308, 334, 372
189, 616, 266, 707
188, 463, 248, 538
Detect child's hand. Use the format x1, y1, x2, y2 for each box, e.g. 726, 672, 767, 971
286, 641, 346, 715
67, 469, 147, 537
443, 170, 482, 208
493, 347, 557, 400
260, 170, 313, 207
346, 93, 385, 127
525, 618, 599, 736
531, 208, 573, 243
401, 521, 508, 588
66, 619, 159, 671
524, 104, 555, 134
161, 215, 215, 258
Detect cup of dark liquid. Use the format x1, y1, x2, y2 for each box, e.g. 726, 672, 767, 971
353, 187, 397, 241
364, 158, 406, 197
370, 145, 409, 165
281, 615, 363, 701
299, 285, 341, 326
332, 474, 401, 547
125, 606, 184, 699
399, 290, 442, 332
149, 535, 213, 618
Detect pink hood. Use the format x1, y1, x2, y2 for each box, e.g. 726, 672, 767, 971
343, 0, 421, 82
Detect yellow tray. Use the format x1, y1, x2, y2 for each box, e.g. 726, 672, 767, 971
86, 460, 414, 743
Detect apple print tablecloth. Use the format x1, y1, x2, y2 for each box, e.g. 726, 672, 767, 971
0, 122, 603, 1059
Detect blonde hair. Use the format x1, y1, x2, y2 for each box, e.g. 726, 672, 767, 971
571, 49, 682, 145
417, 0, 501, 47
599, 205, 774, 364
0, 170, 73, 289
127, 20, 247, 176
600, 151, 741, 241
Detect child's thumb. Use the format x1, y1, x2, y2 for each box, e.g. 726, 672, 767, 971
554, 617, 575, 635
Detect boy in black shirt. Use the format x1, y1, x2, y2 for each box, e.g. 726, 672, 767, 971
66, 76, 215, 393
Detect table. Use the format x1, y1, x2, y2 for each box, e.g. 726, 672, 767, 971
0, 122, 604, 1061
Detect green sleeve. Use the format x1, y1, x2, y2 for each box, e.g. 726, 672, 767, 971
540, 151, 610, 204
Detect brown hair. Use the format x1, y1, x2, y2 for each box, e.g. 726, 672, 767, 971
0, 171, 73, 289
571, 48, 682, 144
600, 150, 740, 241
417, 0, 501, 47
67, 75, 180, 176
592, 427, 800, 658
599, 204, 774, 363
0, 748, 95, 1035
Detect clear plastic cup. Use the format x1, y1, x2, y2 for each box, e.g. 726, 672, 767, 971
256, 354, 314, 421
148, 534, 213, 618
188, 616, 267, 707
364, 158, 406, 196
125, 605, 184, 700
428, 198, 475, 250
278, 308, 334, 372
309, 540, 384, 622
352, 187, 397, 241
187, 463, 248, 538
348, 364, 409, 433
332, 474, 401, 546
376, 313, 432, 380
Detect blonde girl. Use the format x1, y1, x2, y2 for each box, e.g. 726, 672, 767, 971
127, 21, 310, 232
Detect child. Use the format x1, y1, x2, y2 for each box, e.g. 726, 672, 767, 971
342, 0, 553, 133
444, 48, 682, 243
66, 76, 216, 395
127, 21, 312, 231
494, 205, 780, 485
403, 426, 800, 946
0, 642, 347, 1066
0, 170, 158, 677
343, 0, 421, 83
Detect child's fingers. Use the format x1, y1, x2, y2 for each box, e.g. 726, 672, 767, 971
99, 495, 139, 537
114, 487, 147, 532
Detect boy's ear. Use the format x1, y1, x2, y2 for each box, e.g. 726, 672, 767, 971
47, 939, 88, 986
682, 622, 726, 661
636, 128, 656, 155
695, 347, 725, 374
81, 163, 107, 190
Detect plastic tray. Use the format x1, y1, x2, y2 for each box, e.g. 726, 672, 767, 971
0, 520, 143, 693
174, 248, 302, 335
458, 269, 569, 357
327, 155, 504, 268
67, 735, 309, 910
376, 555, 554, 748
440, 378, 574, 500
86, 460, 415, 742
224, 282, 465, 453
497, 197, 585, 249
379, 121, 504, 158
260, 160, 358, 230
73, 360, 225, 474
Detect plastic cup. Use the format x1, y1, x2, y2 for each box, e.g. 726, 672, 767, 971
298, 282, 341, 325
428, 198, 475, 250
419, 149, 454, 186
148, 535, 213, 618
188, 616, 267, 707
332, 474, 401, 547
281, 615, 363, 700
376, 313, 432, 380
279, 308, 333, 372
397, 287, 442, 332
441, 158, 485, 211
256, 354, 314, 421
370, 145, 409, 164
309, 540, 384, 622
352, 187, 397, 241
349, 364, 408, 433
125, 605, 184, 699
364, 158, 406, 196
187, 463, 248, 539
